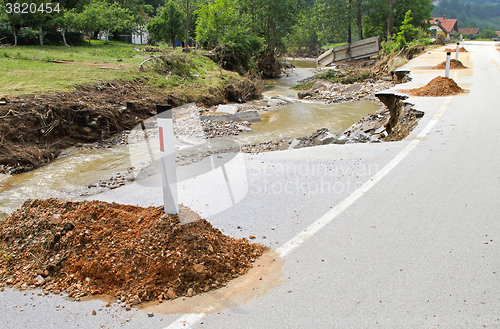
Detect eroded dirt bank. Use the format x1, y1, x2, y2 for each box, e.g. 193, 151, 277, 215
0, 78, 260, 175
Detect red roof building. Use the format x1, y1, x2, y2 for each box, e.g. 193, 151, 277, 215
429, 16, 459, 39
458, 28, 479, 35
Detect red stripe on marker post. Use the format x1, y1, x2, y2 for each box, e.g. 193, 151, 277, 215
159, 127, 164, 152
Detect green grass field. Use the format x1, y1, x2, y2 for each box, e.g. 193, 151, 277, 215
0, 41, 259, 106
0, 42, 149, 96
0, 41, 249, 99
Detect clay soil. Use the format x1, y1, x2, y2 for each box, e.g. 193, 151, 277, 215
444, 47, 468, 52
402, 76, 465, 97
0, 199, 265, 305
433, 59, 467, 69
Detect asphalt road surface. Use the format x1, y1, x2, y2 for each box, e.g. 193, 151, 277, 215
1, 41, 499, 329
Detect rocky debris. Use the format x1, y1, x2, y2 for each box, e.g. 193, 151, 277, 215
81, 168, 136, 196
390, 70, 412, 84
201, 120, 252, 138
402, 76, 464, 97
288, 95, 424, 147
433, 59, 467, 70
266, 97, 291, 108
297, 79, 395, 104
374, 92, 424, 141
288, 128, 338, 149
240, 140, 292, 153
0, 199, 265, 306
200, 110, 261, 123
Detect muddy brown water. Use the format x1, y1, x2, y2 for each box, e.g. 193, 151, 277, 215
0, 62, 381, 218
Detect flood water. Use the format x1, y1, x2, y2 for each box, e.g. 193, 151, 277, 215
0, 60, 381, 218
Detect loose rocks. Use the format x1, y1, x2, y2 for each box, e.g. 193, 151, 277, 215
298, 80, 395, 104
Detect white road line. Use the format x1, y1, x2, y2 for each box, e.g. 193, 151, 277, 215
164, 96, 452, 328
276, 96, 452, 257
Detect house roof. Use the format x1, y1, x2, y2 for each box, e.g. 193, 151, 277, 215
430, 17, 458, 34
496, 31, 500, 37
459, 28, 479, 35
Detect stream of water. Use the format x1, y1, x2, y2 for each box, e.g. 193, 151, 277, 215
0, 60, 381, 218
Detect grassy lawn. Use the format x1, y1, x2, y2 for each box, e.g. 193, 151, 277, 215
0, 41, 258, 104
0, 41, 150, 96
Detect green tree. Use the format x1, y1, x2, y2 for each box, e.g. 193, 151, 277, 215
238, 0, 305, 49
392, 9, 418, 47
2, 0, 26, 45
52, 9, 77, 47
147, 0, 184, 47
195, 0, 237, 47
75, 1, 105, 45
101, 3, 136, 44
313, 0, 348, 47
285, 7, 321, 50
364, 0, 432, 40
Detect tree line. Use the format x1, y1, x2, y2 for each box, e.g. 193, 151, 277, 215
0, 0, 436, 48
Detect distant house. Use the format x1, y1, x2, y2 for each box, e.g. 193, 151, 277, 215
496, 31, 500, 37
458, 28, 479, 35
429, 16, 459, 39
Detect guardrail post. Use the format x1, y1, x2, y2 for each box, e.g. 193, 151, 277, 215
445, 52, 451, 78
157, 104, 178, 214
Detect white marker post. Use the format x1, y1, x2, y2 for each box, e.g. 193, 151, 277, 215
455, 42, 460, 60
157, 105, 178, 214
445, 52, 451, 78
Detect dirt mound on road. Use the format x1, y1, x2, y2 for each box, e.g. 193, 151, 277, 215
433, 59, 467, 69
402, 76, 464, 97
0, 199, 265, 306
444, 47, 467, 52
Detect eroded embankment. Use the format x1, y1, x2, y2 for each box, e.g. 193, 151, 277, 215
0, 78, 260, 175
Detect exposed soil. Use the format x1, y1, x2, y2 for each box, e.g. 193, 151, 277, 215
0, 78, 260, 175
433, 59, 467, 69
444, 47, 467, 52
0, 199, 265, 306
402, 76, 465, 97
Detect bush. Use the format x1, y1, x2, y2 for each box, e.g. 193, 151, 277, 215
214, 31, 264, 75
316, 70, 375, 84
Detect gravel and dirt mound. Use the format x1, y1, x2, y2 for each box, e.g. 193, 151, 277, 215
433, 59, 467, 69
402, 76, 464, 97
0, 199, 265, 306
444, 47, 467, 52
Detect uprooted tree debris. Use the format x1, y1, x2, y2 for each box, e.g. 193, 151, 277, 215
0, 199, 265, 306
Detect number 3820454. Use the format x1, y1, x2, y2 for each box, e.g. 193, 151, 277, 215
5, 2, 60, 14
